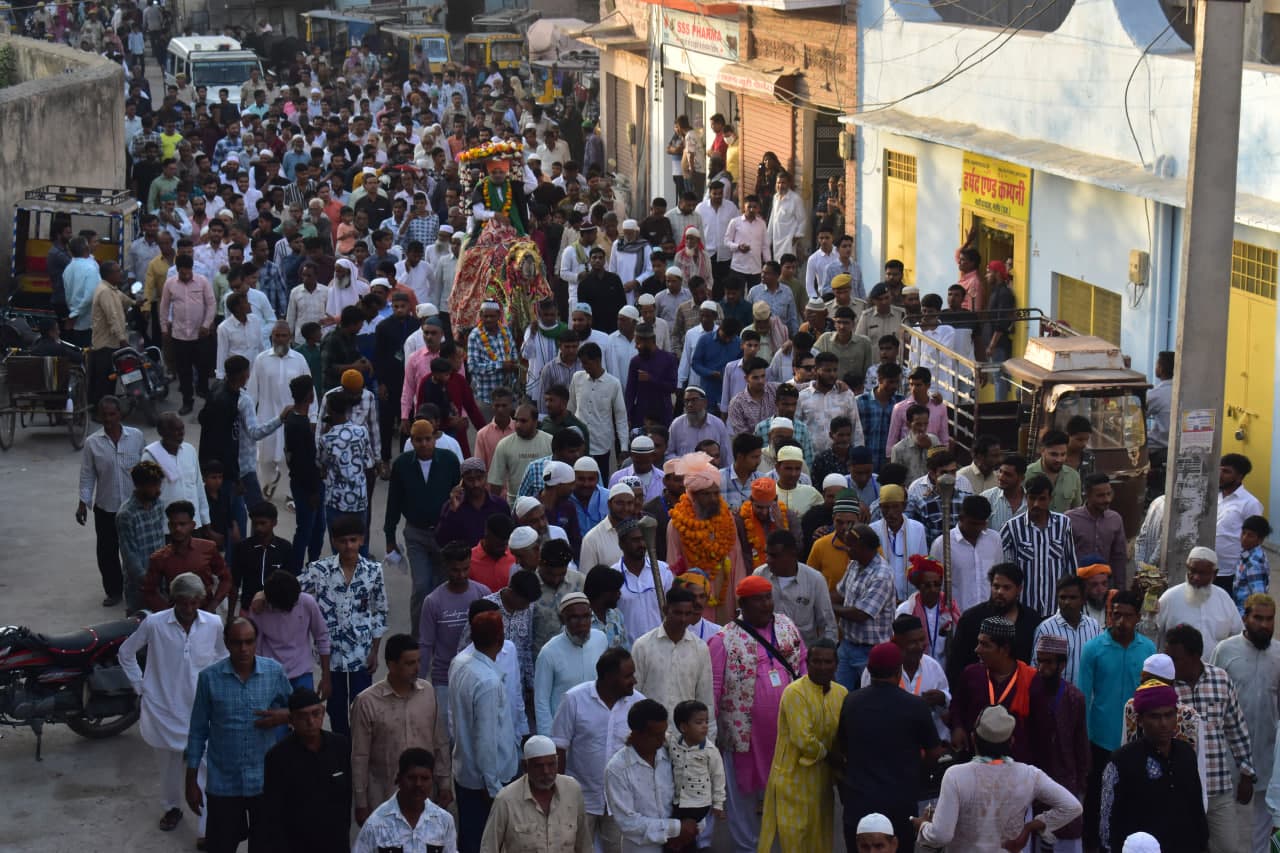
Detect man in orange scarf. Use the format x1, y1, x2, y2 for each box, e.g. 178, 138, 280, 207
948, 615, 1049, 765
665, 452, 747, 624
735, 478, 799, 570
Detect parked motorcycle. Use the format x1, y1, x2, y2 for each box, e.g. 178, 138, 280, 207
110, 344, 169, 426
0, 615, 143, 759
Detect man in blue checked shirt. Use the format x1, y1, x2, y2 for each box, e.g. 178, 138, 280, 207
185, 617, 292, 853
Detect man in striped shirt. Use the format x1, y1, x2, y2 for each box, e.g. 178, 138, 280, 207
1000, 474, 1078, 619
1032, 574, 1101, 685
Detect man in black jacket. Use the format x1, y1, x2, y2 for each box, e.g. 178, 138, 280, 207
262, 687, 352, 853
373, 291, 416, 463
1100, 681, 1208, 853
576, 247, 626, 335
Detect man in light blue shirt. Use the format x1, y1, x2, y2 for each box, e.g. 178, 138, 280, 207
449, 606, 518, 853
63, 236, 101, 345
185, 617, 292, 852
534, 593, 608, 736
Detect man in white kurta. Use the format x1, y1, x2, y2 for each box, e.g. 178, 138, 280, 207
764, 176, 807, 262
142, 412, 211, 526
1155, 547, 1242, 663
1212, 601, 1280, 853
631, 589, 716, 739
249, 322, 315, 491
118, 573, 227, 834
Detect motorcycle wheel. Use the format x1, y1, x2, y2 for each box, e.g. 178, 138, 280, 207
66, 648, 140, 732
65, 704, 140, 739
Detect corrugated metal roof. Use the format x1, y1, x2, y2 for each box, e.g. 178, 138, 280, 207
843, 108, 1280, 232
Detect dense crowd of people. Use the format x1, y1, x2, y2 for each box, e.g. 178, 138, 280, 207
47, 3, 1280, 852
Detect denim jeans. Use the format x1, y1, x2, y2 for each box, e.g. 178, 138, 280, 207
290, 487, 326, 573
457, 783, 498, 853
327, 667, 372, 737
403, 523, 442, 640
837, 639, 872, 694
990, 341, 1012, 401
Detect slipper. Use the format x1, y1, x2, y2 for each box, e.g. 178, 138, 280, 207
158, 808, 182, 831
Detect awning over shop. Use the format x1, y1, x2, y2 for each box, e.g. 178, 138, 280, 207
717, 60, 800, 100
842, 108, 1280, 232
569, 20, 646, 51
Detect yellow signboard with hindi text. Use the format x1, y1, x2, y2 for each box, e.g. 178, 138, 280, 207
960, 152, 1031, 222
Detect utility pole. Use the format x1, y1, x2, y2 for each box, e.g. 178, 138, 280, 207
1160, 0, 1246, 583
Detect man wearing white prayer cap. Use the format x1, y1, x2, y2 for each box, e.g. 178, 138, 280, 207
606, 217, 652, 306
1154, 544, 1240, 661
481, 734, 592, 852
855, 813, 898, 851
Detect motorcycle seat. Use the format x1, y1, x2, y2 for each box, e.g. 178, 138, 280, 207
34, 618, 138, 655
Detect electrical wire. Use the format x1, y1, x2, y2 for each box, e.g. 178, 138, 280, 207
852, 0, 1063, 116
1122, 21, 1174, 310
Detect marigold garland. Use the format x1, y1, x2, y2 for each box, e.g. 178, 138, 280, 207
478, 325, 511, 362
482, 177, 514, 219
739, 500, 790, 568
670, 492, 735, 605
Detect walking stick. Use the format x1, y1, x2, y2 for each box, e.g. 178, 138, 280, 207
638, 515, 667, 612
936, 474, 956, 607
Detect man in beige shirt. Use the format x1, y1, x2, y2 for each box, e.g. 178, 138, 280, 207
89, 261, 133, 405
480, 734, 592, 853
350, 632, 453, 825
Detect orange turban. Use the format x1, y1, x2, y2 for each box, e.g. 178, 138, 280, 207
1076, 563, 1112, 579
736, 575, 773, 598
341, 369, 364, 393
751, 478, 777, 502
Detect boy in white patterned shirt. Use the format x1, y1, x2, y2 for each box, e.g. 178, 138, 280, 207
667, 699, 725, 851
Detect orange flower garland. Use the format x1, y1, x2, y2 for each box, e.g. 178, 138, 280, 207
482, 178, 514, 218
670, 492, 736, 605
739, 501, 790, 568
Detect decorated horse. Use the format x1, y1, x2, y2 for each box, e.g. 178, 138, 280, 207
448, 141, 552, 336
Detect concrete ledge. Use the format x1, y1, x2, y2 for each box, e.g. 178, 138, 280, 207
0, 36, 126, 293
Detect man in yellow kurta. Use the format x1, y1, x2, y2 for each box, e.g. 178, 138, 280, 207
758, 638, 847, 852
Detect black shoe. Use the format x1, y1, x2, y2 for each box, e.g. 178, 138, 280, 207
178, 402, 193, 415
158, 808, 182, 832
102, 595, 121, 607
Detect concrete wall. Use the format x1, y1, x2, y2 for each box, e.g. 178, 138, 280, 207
0, 37, 125, 293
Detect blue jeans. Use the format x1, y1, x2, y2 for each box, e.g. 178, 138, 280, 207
837, 639, 872, 694
990, 341, 1012, 401
457, 783, 498, 853
290, 487, 326, 573
327, 667, 372, 737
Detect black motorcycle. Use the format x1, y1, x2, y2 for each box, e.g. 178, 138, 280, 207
0, 615, 144, 759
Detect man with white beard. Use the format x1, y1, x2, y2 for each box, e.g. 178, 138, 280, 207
1210, 593, 1280, 852
1155, 547, 1240, 662
249, 322, 316, 497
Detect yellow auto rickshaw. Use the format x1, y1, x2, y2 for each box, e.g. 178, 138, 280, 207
383, 25, 452, 75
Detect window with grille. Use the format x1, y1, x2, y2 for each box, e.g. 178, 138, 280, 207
885, 150, 917, 184
1056, 274, 1122, 345
1231, 240, 1278, 300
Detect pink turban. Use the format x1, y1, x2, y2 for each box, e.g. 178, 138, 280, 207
676, 452, 719, 493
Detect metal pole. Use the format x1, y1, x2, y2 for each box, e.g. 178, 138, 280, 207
1159, 0, 1246, 583
937, 474, 956, 606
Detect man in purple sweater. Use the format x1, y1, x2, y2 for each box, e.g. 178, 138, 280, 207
419, 540, 492, 723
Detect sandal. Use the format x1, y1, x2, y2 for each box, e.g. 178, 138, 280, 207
158, 808, 183, 832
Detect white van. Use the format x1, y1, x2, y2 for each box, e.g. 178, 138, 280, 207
164, 36, 263, 106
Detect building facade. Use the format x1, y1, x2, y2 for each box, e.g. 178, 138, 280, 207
852, 0, 1280, 514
